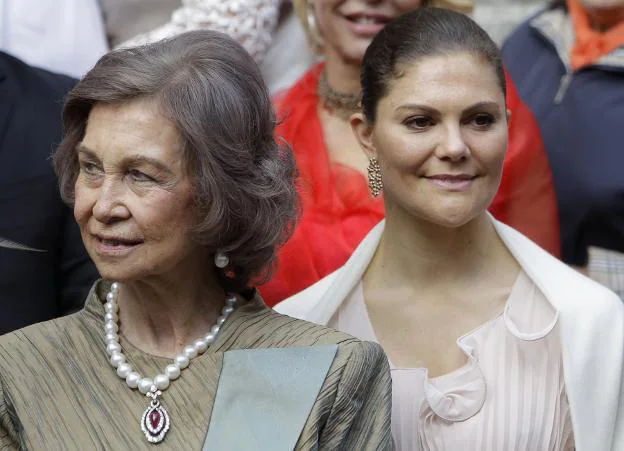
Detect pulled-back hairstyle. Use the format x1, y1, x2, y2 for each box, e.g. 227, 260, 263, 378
361, 7, 506, 122
53, 30, 299, 291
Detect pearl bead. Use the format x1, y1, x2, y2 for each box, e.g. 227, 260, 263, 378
138, 378, 154, 394
106, 342, 121, 355
104, 284, 237, 399
104, 312, 118, 323
183, 345, 197, 359
154, 374, 170, 390
165, 364, 180, 380
116, 363, 132, 379
175, 355, 189, 369
194, 338, 208, 354
214, 252, 229, 268
110, 352, 125, 368
126, 372, 141, 388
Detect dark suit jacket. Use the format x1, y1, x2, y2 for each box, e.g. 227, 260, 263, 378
0, 51, 98, 334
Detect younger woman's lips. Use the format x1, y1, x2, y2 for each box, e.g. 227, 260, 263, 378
425, 175, 476, 191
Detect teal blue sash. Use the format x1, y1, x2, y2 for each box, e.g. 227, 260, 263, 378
203, 345, 338, 450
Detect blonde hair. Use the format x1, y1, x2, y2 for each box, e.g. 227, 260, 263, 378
293, 0, 475, 51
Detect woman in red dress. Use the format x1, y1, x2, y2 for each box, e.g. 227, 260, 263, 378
260, 0, 560, 305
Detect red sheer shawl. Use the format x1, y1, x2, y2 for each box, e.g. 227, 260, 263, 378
259, 64, 560, 306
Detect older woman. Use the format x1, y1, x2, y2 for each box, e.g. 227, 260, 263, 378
277, 8, 624, 450
259, 0, 561, 305
0, 31, 391, 450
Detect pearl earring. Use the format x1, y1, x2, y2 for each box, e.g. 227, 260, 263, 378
214, 252, 229, 268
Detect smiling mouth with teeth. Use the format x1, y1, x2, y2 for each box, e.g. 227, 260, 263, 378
97, 237, 142, 247
345, 14, 389, 25
352, 16, 383, 24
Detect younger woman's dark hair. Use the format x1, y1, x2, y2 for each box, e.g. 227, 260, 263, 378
361, 7, 506, 122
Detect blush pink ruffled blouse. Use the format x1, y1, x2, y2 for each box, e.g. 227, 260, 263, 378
329, 271, 575, 450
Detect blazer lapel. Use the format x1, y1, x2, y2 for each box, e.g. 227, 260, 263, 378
493, 218, 624, 451
310, 221, 385, 325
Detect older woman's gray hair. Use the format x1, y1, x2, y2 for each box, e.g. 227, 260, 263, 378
54, 29, 299, 291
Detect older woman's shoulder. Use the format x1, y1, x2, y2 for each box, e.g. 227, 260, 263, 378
225, 295, 382, 352
0, 311, 88, 361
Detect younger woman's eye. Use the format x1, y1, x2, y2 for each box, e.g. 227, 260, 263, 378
404, 116, 435, 130
470, 113, 495, 128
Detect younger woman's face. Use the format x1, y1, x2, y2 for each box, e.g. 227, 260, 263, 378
312, 0, 424, 64
352, 52, 508, 228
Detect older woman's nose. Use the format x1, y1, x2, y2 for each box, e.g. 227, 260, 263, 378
92, 178, 130, 223
435, 124, 470, 162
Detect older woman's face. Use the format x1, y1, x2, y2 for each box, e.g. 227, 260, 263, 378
74, 99, 201, 283
353, 53, 508, 228
312, 0, 423, 64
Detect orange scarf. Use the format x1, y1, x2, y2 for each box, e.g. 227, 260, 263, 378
568, 0, 624, 70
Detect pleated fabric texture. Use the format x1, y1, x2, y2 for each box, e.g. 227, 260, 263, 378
0, 280, 392, 450
332, 271, 575, 450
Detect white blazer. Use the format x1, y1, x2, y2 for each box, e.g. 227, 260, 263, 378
276, 219, 624, 451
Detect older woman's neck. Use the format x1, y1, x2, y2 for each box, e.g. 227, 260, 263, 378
116, 272, 225, 359
323, 49, 362, 95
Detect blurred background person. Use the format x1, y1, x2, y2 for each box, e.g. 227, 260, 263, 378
278, 9, 623, 449
109, 0, 281, 64
259, 0, 561, 305
0, 51, 98, 334
0, 0, 108, 78
503, 0, 624, 298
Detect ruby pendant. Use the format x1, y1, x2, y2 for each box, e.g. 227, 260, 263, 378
141, 396, 170, 443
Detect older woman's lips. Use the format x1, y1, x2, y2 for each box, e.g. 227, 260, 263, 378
425, 174, 476, 191
93, 236, 142, 255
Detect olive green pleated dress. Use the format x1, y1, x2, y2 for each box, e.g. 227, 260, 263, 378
0, 281, 392, 450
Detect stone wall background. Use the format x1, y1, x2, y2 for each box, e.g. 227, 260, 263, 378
473, 0, 547, 45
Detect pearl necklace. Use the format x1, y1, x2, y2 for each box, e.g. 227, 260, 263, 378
103, 282, 237, 444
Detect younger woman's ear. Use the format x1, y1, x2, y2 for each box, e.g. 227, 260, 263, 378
506, 108, 512, 124
350, 112, 377, 159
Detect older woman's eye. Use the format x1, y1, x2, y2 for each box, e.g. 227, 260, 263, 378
470, 113, 495, 128
405, 116, 435, 130
79, 161, 101, 176
129, 169, 155, 182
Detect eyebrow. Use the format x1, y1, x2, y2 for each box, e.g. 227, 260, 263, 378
76, 144, 175, 175
395, 101, 501, 116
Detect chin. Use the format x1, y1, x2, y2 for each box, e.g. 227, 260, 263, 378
421, 205, 483, 230
339, 41, 371, 65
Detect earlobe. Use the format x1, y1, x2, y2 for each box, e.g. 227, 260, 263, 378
349, 112, 377, 159
506, 108, 512, 124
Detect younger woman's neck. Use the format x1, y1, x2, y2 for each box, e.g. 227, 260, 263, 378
370, 209, 502, 287
323, 48, 362, 95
